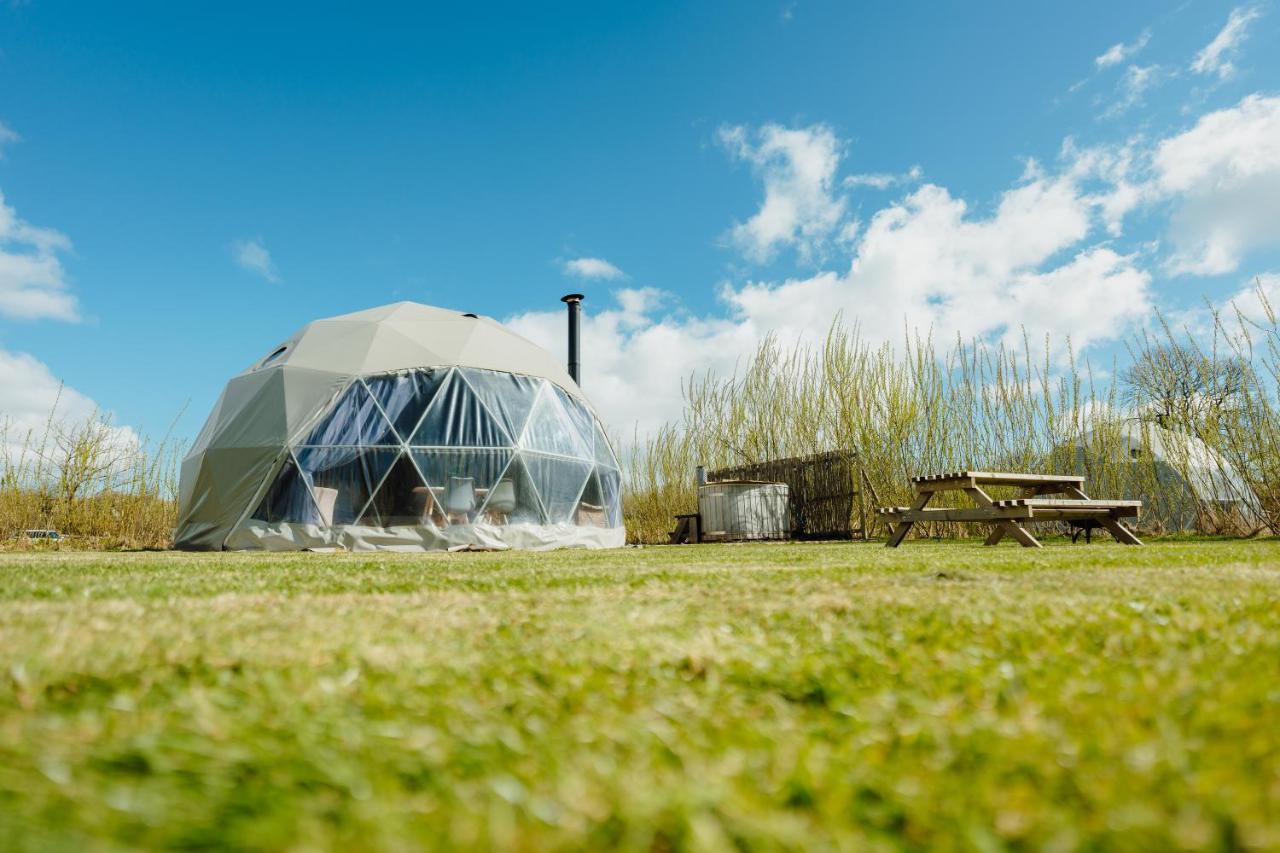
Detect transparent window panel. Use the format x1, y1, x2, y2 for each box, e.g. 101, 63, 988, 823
295, 446, 398, 526
364, 370, 449, 442
410, 449, 513, 524
597, 466, 623, 527
520, 385, 589, 459
553, 386, 597, 457
360, 451, 434, 527
411, 372, 511, 447
250, 455, 321, 525
576, 470, 609, 528
300, 382, 399, 446
523, 451, 593, 524
457, 368, 541, 444
592, 421, 620, 470
477, 453, 545, 525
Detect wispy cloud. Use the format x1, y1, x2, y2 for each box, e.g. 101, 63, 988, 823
0, 122, 19, 159
563, 256, 624, 280
1095, 30, 1151, 68
1191, 5, 1262, 80
844, 165, 922, 190
1100, 64, 1165, 118
231, 237, 280, 283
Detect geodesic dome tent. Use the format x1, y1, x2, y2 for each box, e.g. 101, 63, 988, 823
1059, 422, 1262, 532
175, 302, 624, 551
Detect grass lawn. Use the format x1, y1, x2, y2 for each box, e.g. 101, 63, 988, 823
1, 540, 1278, 850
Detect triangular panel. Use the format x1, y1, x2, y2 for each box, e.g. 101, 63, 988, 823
299, 382, 399, 446
410, 372, 511, 447
285, 322, 382, 374
476, 453, 545, 525
208, 369, 288, 450
552, 386, 597, 458
410, 449, 513, 524
519, 385, 589, 459
364, 370, 449, 442
593, 422, 620, 470
457, 368, 541, 443
250, 454, 321, 525
575, 469, 609, 528
356, 326, 449, 376
597, 465, 624, 528
359, 451, 433, 527
523, 452, 593, 524
294, 446, 399, 526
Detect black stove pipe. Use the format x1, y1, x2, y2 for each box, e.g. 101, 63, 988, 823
560, 293, 584, 385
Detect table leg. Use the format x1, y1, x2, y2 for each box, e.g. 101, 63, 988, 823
983, 485, 1041, 545
967, 485, 1043, 548
1098, 517, 1144, 545
996, 520, 1042, 548
885, 490, 932, 548
1060, 485, 1144, 546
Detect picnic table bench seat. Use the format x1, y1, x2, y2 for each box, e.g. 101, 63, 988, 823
990, 498, 1141, 511
881, 471, 1142, 548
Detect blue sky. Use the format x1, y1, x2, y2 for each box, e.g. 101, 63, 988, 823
2, 1, 1279, 444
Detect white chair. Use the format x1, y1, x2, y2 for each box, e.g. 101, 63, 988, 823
444, 476, 476, 525
485, 478, 516, 524
313, 487, 338, 526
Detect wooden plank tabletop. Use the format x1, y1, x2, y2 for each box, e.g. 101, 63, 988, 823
911, 471, 1086, 487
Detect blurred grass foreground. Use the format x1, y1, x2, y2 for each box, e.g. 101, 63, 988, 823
0, 541, 1277, 848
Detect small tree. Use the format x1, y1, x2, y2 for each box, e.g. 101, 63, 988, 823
1122, 338, 1251, 436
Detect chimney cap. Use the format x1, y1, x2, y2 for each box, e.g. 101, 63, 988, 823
560, 293, 585, 304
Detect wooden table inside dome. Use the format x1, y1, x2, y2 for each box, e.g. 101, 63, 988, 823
878, 471, 1143, 548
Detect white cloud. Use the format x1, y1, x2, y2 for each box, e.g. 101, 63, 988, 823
1101, 64, 1164, 118
520, 94, 1280, 438
723, 175, 1148, 357
719, 123, 848, 263
0, 122, 19, 159
563, 256, 624, 280
1096, 30, 1151, 68
844, 165, 922, 190
1191, 6, 1261, 80
511, 149, 1153, 439
1061, 138, 1144, 236
1153, 94, 1280, 274
0, 347, 140, 477
232, 237, 279, 283
0, 189, 79, 322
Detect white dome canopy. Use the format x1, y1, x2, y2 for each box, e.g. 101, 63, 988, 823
249, 302, 581, 390
175, 302, 624, 552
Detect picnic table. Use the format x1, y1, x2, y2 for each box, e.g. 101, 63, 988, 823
877, 471, 1142, 548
